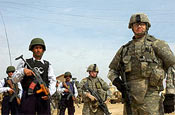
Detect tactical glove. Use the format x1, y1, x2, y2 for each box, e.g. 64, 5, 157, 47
112, 77, 124, 93
163, 94, 175, 113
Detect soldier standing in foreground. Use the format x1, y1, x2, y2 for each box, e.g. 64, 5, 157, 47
107, 13, 175, 115
0, 66, 22, 115
12, 38, 56, 115
78, 64, 110, 115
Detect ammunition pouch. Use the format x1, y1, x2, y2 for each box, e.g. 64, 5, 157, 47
89, 100, 99, 113
163, 94, 175, 113
123, 56, 131, 72
97, 89, 107, 101
149, 67, 165, 88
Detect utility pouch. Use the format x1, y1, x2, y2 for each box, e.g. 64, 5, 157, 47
90, 100, 99, 113
123, 56, 131, 72
141, 62, 152, 78
95, 82, 102, 89
141, 62, 148, 77
96, 82, 106, 101
149, 67, 165, 87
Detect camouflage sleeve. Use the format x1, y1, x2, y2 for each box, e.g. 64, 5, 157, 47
98, 77, 109, 91
152, 39, 175, 70
166, 65, 175, 94
109, 47, 123, 71
108, 47, 123, 82
107, 69, 119, 82
77, 78, 87, 96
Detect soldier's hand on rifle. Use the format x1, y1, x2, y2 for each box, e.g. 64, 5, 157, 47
64, 89, 69, 93
24, 68, 35, 76
41, 96, 49, 100
72, 97, 76, 101
8, 88, 14, 95
86, 92, 96, 101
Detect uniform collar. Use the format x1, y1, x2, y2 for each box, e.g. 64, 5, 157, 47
7, 76, 12, 79
32, 57, 45, 64
132, 35, 146, 42
88, 76, 98, 80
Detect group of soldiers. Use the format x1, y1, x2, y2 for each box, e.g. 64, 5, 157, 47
0, 13, 175, 115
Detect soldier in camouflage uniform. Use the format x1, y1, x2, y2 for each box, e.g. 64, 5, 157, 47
78, 64, 110, 115
107, 13, 175, 115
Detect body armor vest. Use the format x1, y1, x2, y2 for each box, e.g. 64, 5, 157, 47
21, 58, 49, 91
87, 77, 107, 101
121, 35, 165, 90
62, 81, 75, 95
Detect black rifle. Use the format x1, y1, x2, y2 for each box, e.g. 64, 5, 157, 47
118, 64, 132, 115
7, 79, 21, 105
83, 83, 111, 115
15, 55, 55, 109
62, 82, 76, 101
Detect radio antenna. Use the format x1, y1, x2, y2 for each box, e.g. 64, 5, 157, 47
0, 11, 12, 65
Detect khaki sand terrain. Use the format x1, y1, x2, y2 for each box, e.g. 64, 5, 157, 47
53, 103, 175, 115
73, 103, 123, 115
52, 103, 123, 115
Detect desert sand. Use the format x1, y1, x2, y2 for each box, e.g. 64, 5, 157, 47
53, 103, 175, 115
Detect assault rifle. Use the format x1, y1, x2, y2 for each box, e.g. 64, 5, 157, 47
118, 64, 132, 115
83, 83, 111, 115
7, 79, 21, 105
15, 55, 55, 108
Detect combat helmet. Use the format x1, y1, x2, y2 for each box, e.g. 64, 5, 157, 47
6, 66, 15, 73
64, 71, 72, 78
128, 13, 151, 29
87, 64, 99, 72
29, 38, 46, 51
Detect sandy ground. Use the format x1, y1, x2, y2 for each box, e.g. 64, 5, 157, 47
52, 103, 175, 115
73, 103, 123, 115
52, 103, 123, 115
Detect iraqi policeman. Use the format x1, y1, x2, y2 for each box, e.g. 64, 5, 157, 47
58, 72, 78, 115
107, 13, 175, 114
0, 66, 22, 115
12, 38, 56, 115
78, 64, 110, 115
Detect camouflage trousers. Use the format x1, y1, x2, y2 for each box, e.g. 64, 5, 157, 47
124, 90, 162, 115
82, 102, 104, 115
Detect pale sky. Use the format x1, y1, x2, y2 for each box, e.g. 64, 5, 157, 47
0, 0, 175, 83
